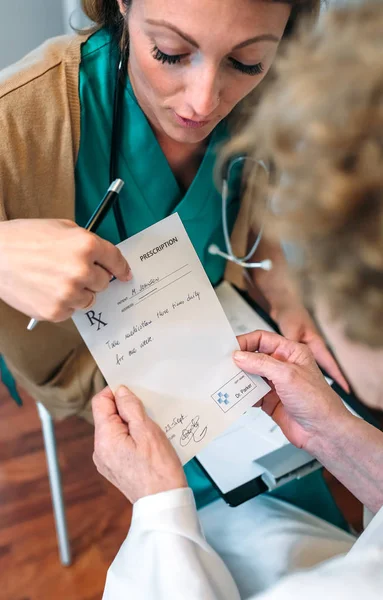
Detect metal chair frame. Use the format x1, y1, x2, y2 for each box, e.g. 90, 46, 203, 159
36, 402, 72, 566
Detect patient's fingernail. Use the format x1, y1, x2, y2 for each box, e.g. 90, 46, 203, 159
116, 385, 129, 397
233, 351, 246, 362
126, 267, 133, 281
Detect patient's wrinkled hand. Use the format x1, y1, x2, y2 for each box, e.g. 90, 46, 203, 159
92, 386, 187, 503
233, 330, 350, 452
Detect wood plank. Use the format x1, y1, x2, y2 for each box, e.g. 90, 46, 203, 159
0, 381, 132, 600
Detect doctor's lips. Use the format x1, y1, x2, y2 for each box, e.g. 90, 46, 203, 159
173, 111, 211, 129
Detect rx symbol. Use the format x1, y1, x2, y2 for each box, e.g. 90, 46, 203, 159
86, 310, 107, 331
217, 392, 230, 405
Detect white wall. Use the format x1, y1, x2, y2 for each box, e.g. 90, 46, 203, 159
62, 0, 92, 34
0, 0, 67, 70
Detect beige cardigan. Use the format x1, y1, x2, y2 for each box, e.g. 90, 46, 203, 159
0, 34, 248, 421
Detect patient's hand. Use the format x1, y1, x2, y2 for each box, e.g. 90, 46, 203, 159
233, 330, 350, 452
92, 386, 187, 503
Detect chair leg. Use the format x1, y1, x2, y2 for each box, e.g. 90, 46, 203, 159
37, 402, 72, 566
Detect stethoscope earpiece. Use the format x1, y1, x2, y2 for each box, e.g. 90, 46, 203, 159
208, 244, 273, 271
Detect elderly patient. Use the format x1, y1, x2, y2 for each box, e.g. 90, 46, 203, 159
92, 3, 383, 599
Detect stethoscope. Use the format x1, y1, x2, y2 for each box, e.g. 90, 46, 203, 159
208, 156, 272, 271
109, 53, 129, 242
109, 55, 272, 272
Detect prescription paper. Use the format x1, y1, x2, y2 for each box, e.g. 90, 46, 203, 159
73, 214, 270, 464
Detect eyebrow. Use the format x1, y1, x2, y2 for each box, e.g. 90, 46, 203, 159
146, 19, 280, 50
233, 34, 280, 50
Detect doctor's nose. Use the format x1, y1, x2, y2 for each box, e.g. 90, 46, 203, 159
187, 67, 221, 118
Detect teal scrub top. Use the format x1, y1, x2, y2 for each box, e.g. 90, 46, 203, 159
75, 29, 240, 508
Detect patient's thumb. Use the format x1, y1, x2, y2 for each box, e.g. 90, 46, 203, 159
115, 385, 146, 423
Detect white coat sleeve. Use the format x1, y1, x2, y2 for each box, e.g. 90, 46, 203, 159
102, 487, 241, 600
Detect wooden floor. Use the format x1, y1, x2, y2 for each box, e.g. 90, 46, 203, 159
0, 382, 132, 600
0, 380, 367, 600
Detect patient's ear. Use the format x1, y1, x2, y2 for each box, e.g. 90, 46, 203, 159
315, 298, 383, 411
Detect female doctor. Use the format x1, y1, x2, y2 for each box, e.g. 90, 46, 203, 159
92, 2, 383, 597
0, 0, 344, 508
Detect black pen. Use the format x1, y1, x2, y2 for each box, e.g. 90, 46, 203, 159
27, 179, 125, 331
84, 178, 124, 231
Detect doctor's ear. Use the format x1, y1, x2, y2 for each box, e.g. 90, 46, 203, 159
116, 0, 131, 17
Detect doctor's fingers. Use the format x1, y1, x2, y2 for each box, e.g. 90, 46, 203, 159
67, 288, 100, 312
83, 263, 114, 293
34, 287, 96, 322
257, 390, 281, 418
306, 336, 349, 392
91, 236, 132, 282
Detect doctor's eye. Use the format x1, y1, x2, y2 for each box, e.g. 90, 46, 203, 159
228, 58, 264, 76
151, 46, 187, 65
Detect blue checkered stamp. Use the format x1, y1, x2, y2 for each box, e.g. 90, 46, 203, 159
211, 371, 257, 413
216, 392, 230, 406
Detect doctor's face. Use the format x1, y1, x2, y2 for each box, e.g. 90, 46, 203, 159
120, 0, 291, 144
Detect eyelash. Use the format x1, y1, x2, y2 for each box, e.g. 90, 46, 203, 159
151, 47, 185, 65
228, 57, 264, 76
151, 46, 264, 76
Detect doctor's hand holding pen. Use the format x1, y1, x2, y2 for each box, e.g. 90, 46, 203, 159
0, 218, 132, 323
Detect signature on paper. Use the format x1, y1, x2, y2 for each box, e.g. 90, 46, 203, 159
164, 414, 188, 434
179, 416, 208, 447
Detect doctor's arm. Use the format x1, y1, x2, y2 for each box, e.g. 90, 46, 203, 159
247, 234, 348, 391
92, 387, 241, 600
234, 331, 383, 515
